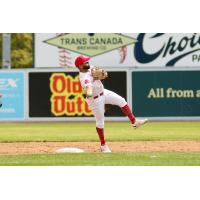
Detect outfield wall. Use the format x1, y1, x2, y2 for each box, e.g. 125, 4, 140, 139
0, 67, 200, 121
0, 71, 26, 121
131, 68, 200, 120
34, 33, 200, 68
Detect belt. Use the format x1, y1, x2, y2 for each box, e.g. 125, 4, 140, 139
93, 92, 104, 99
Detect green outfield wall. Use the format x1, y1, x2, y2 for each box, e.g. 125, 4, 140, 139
132, 70, 200, 117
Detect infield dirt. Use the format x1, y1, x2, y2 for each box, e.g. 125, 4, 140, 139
0, 141, 200, 155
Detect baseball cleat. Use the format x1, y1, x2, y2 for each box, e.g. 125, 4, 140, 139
100, 144, 112, 153
133, 118, 148, 129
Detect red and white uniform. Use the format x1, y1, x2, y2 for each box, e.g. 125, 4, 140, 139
75, 55, 143, 151
79, 67, 127, 128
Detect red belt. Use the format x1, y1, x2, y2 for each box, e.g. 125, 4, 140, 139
93, 92, 104, 99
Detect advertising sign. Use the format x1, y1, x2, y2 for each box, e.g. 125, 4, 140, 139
29, 71, 127, 118
35, 33, 200, 68
0, 72, 25, 119
134, 33, 200, 67
132, 70, 200, 117
34, 33, 137, 68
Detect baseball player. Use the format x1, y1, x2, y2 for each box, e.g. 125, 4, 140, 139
75, 55, 148, 153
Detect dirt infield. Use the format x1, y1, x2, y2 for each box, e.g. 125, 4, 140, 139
0, 141, 200, 155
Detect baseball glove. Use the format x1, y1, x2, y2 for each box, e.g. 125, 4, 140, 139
91, 67, 108, 80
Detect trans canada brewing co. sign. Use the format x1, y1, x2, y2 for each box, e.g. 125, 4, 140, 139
34, 33, 200, 68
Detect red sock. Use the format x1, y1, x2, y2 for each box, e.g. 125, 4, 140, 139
121, 104, 136, 124
96, 127, 105, 145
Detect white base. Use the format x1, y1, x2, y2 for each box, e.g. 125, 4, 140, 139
56, 148, 84, 153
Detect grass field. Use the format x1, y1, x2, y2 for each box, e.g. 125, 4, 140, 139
0, 121, 200, 142
0, 152, 200, 166
0, 121, 200, 166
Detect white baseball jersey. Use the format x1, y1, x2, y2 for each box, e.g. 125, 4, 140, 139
79, 66, 104, 97
79, 66, 127, 129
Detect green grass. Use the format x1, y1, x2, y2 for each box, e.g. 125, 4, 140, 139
0, 152, 200, 166
0, 122, 200, 166
0, 122, 200, 142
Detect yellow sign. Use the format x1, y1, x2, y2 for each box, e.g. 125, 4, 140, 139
44, 33, 137, 57
50, 73, 92, 116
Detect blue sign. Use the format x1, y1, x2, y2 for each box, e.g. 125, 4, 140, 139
0, 72, 25, 119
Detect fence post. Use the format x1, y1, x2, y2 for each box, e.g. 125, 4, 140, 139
2, 33, 11, 69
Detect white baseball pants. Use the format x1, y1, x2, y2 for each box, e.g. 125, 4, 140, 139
86, 89, 127, 128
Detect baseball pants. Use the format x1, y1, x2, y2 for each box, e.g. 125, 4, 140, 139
86, 89, 127, 128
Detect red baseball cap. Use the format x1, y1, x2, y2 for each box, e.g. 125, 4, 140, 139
75, 56, 90, 68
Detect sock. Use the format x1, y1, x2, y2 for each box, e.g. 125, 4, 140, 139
96, 127, 105, 145
121, 104, 136, 124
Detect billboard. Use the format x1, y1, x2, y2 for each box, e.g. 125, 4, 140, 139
0, 72, 25, 119
29, 71, 127, 118
34, 33, 200, 68
134, 33, 200, 67
34, 33, 137, 68
132, 70, 200, 117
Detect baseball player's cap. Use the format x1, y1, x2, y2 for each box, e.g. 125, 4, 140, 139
75, 56, 90, 68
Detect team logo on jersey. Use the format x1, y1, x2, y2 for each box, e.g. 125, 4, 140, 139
134, 33, 200, 66
44, 33, 137, 57
84, 79, 90, 84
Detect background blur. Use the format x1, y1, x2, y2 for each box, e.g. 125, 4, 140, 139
0, 33, 200, 121
0, 33, 33, 69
